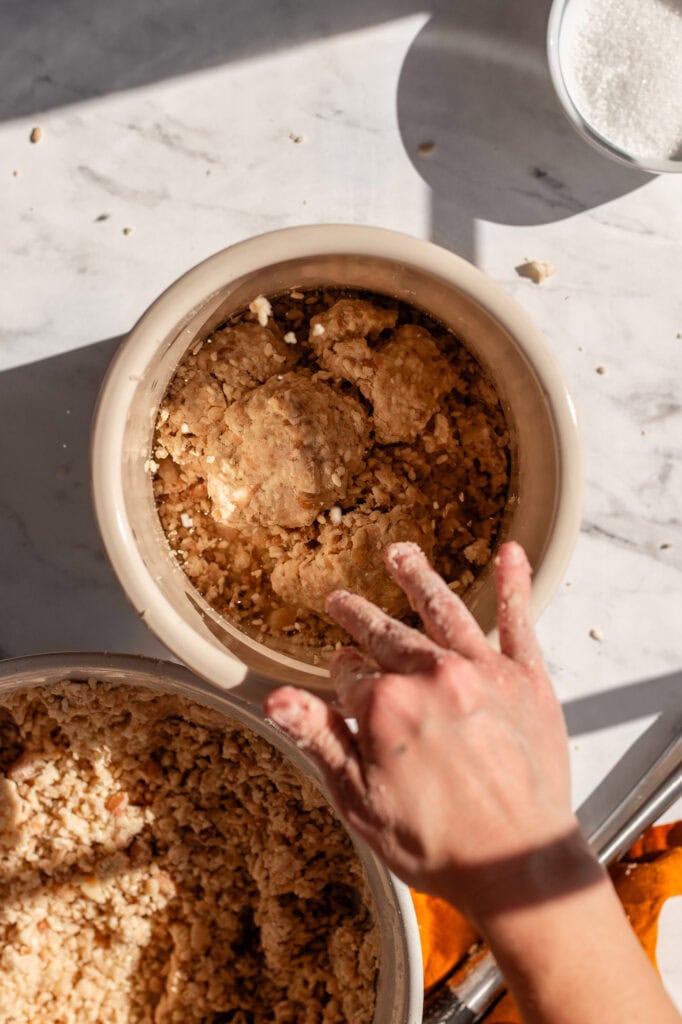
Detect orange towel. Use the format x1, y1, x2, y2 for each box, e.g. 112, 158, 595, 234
411, 821, 682, 1022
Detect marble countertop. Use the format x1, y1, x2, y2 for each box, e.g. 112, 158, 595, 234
1, 0, 681, 1009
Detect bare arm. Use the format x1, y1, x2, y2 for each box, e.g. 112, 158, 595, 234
264, 541, 680, 1024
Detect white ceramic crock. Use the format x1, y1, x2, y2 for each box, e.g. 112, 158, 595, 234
92, 225, 583, 705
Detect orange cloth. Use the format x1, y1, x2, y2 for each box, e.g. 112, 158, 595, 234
410, 890, 479, 992
411, 821, 682, 1022
610, 823, 682, 966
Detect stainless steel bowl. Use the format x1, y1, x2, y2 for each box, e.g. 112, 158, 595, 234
0, 652, 423, 1024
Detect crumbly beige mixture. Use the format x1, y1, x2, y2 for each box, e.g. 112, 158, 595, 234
153, 289, 511, 657
0, 682, 379, 1024
206, 373, 370, 531
309, 303, 457, 445
270, 507, 433, 620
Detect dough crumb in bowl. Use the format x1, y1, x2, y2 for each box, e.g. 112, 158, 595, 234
153, 288, 512, 659
0, 681, 379, 1023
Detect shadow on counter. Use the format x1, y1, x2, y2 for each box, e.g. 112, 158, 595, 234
396, 0, 652, 261
0, 338, 170, 661
563, 670, 681, 833
568, 681, 682, 839
1, 0, 427, 121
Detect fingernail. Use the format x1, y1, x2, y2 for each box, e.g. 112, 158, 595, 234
325, 589, 350, 612
385, 541, 422, 571
505, 541, 526, 564
263, 690, 309, 733
266, 701, 304, 734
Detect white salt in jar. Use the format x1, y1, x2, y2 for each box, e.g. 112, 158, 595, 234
548, 0, 682, 173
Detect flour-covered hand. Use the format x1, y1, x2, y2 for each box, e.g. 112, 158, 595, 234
264, 542, 577, 924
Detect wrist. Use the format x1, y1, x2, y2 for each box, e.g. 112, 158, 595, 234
452, 825, 605, 933
461, 833, 681, 1024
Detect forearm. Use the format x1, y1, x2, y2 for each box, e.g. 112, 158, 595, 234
470, 836, 681, 1024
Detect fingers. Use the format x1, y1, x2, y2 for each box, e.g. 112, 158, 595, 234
331, 648, 380, 719
384, 542, 489, 660
325, 590, 443, 674
495, 541, 543, 669
264, 686, 358, 774
263, 686, 367, 815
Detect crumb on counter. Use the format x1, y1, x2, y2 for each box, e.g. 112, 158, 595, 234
515, 260, 555, 284
29, 126, 42, 144
589, 627, 604, 641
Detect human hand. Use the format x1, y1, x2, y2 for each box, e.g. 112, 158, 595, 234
264, 541, 579, 925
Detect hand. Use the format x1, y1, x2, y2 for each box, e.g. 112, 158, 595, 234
266, 541, 682, 1024
264, 541, 579, 925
